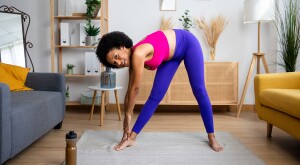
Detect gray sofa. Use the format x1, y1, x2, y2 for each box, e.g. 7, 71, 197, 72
0, 72, 66, 164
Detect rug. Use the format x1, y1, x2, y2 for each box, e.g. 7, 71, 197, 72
76, 130, 265, 165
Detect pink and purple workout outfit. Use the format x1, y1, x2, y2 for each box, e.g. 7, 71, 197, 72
131, 29, 214, 134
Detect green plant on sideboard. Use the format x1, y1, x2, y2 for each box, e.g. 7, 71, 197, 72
274, 0, 300, 72
179, 10, 194, 31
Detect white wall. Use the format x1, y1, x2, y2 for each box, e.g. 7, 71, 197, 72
2, 0, 298, 105
108, 0, 277, 104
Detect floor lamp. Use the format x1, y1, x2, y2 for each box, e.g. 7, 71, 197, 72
236, 0, 274, 118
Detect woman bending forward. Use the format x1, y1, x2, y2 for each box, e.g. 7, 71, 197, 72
96, 29, 224, 152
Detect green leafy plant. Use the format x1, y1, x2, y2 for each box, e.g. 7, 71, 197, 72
274, 0, 300, 72
179, 10, 193, 31
85, 0, 101, 26
65, 86, 70, 98
85, 0, 101, 37
66, 63, 75, 69
84, 24, 100, 36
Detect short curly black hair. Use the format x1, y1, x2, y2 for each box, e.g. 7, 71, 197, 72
96, 31, 133, 68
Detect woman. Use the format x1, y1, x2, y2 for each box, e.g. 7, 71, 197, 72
96, 29, 223, 152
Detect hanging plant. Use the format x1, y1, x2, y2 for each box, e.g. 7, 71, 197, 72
85, 0, 101, 26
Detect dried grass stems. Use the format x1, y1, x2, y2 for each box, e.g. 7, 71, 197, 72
196, 15, 228, 60
160, 16, 174, 30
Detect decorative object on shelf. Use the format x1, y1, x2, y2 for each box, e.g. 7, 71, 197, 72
160, 15, 174, 30
179, 10, 193, 31
274, 0, 300, 72
60, 22, 70, 46
85, 52, 100, 75
196, 15, 228, 61
66, 63, 75, 74
80, 91, 100, 105
66, 86, 70, 102
161, 0, 176, 11
84, 0, 101, 46
237, 0, 274, 118
100, 67, 116, 88
84, 24, 100, 46
0, 5, 34, 71
85, 0, 101, 19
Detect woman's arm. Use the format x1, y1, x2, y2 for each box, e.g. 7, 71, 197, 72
123, 67, 133, 132
123, 53, 144, 125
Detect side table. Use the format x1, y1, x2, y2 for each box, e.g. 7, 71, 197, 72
88, 86, 123, 126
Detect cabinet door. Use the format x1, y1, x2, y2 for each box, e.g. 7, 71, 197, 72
204, 62, 238, 105
135, 69, 168, 104
136, 62, 238, 106
168, 63, 196, 104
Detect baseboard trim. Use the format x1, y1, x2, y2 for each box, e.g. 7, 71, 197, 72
105, 104, 255, 112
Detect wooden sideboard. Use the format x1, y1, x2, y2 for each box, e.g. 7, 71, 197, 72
136, 62, 238, 106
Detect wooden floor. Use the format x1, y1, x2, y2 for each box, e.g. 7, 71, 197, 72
5, 107, 300, 165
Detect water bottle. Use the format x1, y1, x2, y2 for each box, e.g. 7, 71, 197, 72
101, 67, 116, 88
65, 131, 77, 165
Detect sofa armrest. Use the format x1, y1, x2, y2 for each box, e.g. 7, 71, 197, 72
0, 83, 12, 164
25, 72, 66, 116
25, 72, 66, 93
254, 72, 300, 109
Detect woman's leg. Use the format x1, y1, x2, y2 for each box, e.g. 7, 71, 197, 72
132, 59, 181, 134
183, 34, 223, 151
183, 44, 214, 133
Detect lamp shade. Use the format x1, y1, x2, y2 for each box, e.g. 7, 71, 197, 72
244, 0, 275, 23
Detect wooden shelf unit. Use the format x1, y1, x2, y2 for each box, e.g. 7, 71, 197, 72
135, 62, 238, 106
50, 0, 108, 104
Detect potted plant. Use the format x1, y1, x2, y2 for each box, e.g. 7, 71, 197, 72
66, 63, 75, 74
179, 10, 194, 31
85, 24, 100, 46
196, 15, 228, 61
85, 0, 101, 19
274, 0, 300, 72
84, 0, 101, 46
65, 86, 70, 102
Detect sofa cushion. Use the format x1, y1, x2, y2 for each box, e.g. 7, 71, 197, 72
0, 63, 32, 91
260, 89, 300, 119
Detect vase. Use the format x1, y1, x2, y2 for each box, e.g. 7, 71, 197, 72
67, 69, 73, 74
101, 67, 116, 88
85, 36, 97, 46
92, 4, 100, 18
209, 47, 216, 61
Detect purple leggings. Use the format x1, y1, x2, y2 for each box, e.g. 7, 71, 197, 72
132, 29, 214, 134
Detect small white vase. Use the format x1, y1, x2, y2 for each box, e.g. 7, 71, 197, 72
67, 69, 73, 74
85, 36, 97, 46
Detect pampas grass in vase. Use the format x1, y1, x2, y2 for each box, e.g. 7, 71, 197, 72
196, 15, 228, 60
160, 15, 174, 30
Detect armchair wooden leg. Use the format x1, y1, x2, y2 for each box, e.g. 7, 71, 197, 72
267, 123, 273, 137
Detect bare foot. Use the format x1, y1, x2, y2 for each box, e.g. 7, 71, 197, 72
114, 139, 135, 151
208, 133, 224, 152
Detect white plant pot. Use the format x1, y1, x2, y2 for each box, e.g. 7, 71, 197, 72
85, 36, 97, 46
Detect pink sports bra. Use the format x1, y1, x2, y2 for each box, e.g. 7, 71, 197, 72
132, 31, 170, 70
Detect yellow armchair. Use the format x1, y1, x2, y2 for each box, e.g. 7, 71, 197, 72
254, 72, 300, 140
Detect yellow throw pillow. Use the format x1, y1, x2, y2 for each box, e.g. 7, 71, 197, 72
0, 63, 32, 91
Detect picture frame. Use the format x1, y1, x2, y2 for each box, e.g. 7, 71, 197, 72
161, 0, 176, 11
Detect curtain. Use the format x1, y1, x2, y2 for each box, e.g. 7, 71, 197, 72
0, 41, 25, 67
